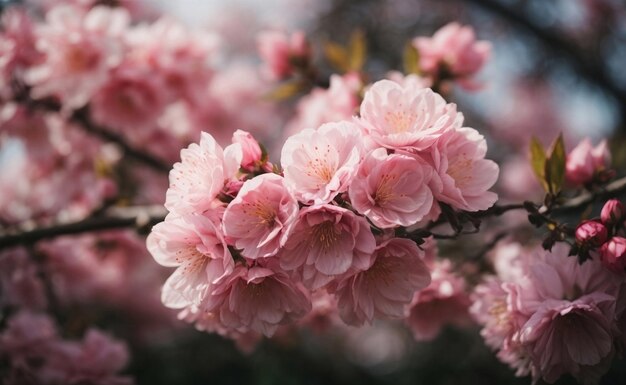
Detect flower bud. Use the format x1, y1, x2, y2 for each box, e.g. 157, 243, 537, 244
600, 237, 626, 272
565, 139, 611, 186
575, 220, 608, 247
600, 199, 624, 226
232, 130, 263, 172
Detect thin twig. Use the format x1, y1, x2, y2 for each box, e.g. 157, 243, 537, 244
0, 205, 167, 250
13, 89, 171, 173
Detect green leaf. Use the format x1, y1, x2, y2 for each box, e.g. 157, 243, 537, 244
348, 29, 367, 72
403, 42, 421, 75
263, 80, 304, 101
323, 41, 349, 73
545, 133, 566, 195
529, 137, 548, 191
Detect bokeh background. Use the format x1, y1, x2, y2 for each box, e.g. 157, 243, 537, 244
2, 0, 626, 384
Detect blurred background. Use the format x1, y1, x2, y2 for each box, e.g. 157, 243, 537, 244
2, 0, 626, 384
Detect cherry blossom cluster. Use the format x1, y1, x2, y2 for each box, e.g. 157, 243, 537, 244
471, 241, 626, 384
574, 198, 626, 268
147, 76, 499, 338
0, 310, 131, 385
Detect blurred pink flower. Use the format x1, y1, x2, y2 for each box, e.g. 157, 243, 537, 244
126, 17, 219, 106
257, 30, 310, 80
472, 242, 623, 383
44, 329, 132, 385
565, 138, 611, 185
349, 147, 435, 228
90, 64, 167, 138
413, 22, 491, 89
222, 173, 299, 259
285, 72, 362, 137
281, 121, 362, 204
407, 259, 472, 341
26, 5, 129, 109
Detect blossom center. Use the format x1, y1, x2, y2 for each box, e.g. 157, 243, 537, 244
385, 111, 415, 133
374, 173, 398, 206
312, 221, 339, 251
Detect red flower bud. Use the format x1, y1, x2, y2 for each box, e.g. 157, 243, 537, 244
600, 237, 626, 272
600, 199, 624, 225
575, 220, 608, 247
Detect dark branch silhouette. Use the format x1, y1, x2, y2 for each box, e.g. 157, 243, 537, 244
14, 88, 171, 173
458, 0, 626, 127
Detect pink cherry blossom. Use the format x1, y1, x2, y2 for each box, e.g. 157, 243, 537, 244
43, 329, 132, 385
413, 22, 491, 89
406, 259, 472, 341
257, 30, 310, 80
358, 79, 460, 151
285, 72, 362, 136
165, 131, 241, 215
147, 213, 233, 309
125, 17, 220, 106
349, 147, 435, 228
0, 248, 47, 310
26, 5, 129, 109
426, 127, 499, 211
565, 138, 611, 185
205, 264, 311, 337
472, 242, 623, 383
281, 121, 362, 204
222, 173, 299, 259
279, 204, 376, 289
0, 311, 57, 364
90, 64, 167, 138
334, 238, 431, 326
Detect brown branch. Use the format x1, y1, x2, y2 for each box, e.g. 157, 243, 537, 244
3, 176, 626, 251
0, 205, 167, 250
14, 89, 171, 173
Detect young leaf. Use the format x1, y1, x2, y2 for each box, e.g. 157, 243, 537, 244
263, 80, 304, 101
403, 42, 421, 75
348, 29, 367, 72
323, 41, 349, 73
529, 137, 548, 191
545, 134, 566, 195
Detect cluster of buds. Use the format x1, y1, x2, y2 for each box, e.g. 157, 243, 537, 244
574, 199, 626, 270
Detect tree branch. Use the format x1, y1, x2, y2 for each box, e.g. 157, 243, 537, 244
2, 175, 626, 252
457, 0, 626, 125
0, 205, 167, 250
14, 88, 171, 173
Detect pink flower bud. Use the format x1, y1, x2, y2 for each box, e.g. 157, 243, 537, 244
600, 237, 626, 272
601, 199, 624, 225
575, 220, 608, 247
565, 139, 611, 185
232, 130, 263, 171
